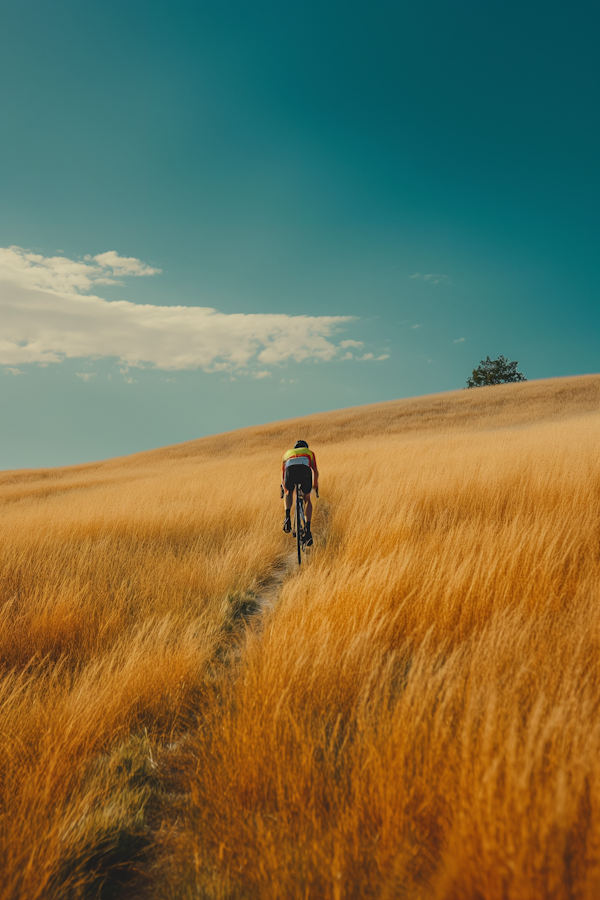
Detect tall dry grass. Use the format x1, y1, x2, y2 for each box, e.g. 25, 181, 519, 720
154, 375, 600, 899
0, 374, 598, 898
0, 454, 289, 897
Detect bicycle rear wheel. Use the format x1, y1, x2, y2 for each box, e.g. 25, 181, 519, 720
296, 490, 302, 565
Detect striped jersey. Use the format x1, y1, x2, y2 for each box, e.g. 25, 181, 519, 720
282, 447, 318, 478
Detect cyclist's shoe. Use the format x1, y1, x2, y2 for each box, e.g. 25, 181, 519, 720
305, 528, 313, 547
283, 517, 291, 533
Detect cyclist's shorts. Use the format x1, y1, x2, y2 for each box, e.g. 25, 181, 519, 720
284, 464, 313, 495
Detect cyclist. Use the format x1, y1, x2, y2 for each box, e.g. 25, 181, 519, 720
282, 440, 319, 546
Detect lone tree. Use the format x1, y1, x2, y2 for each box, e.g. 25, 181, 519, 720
466, 355, 527, 388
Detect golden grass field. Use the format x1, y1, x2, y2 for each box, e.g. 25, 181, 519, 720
0, 374, 598, 899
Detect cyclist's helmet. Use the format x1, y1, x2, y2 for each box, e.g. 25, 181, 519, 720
294, 440, 309, 449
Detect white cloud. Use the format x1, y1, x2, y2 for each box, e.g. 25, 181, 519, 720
4, 367, 23, 375
251, 370, 271, 379
453, 337, 466, 343
0, 246, 162, 296
423, 274, 451, 284
339, 339, 363, 349
76, 372, 96, 382
357, 352, 389, 361
0, 246, 360, 374
89, 251, 160, 277
410, 273, 451, 285
411, 324, 424, 330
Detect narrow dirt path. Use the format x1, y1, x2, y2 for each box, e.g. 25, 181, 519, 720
159, 547, 300, 746
222, 548, 299, 667
145, 520, 328, 897
143, 548, 301, 894
253, 548, 299, 617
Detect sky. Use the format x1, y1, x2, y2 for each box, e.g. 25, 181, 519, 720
1, 0, 598, 469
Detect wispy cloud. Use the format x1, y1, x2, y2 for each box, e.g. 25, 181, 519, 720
453, 337, 466, 343
0, 246, 161, 295
76, 372, 96, 382
4, 367, 23, 376
340, 348, 390, 362
409, 273, 451, 285
86, 251, 160, 278
0, 246, 369, 374
411, 323, 424, 330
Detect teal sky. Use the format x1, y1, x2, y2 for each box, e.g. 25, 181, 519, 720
1, 0, 598, 469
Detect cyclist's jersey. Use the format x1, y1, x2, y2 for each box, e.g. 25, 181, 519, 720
282, 447, 318, 480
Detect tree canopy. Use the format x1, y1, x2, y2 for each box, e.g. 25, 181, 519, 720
466, 355, 527, 388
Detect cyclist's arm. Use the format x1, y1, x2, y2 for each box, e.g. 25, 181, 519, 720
312, 458, 319, 493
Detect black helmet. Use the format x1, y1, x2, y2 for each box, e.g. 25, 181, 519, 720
294, 440, 309, 449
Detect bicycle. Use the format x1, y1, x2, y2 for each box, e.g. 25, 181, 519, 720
280, 483, 318, 565
292, 481, 308, 565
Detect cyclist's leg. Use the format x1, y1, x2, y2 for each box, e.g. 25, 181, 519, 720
302, 467, 313, 524
283, 486, 294, 513
304, 492, 313, 523
301, 469, 314, 544
283, 469, 295, 510
302, 493, 313, 545
283, 480, 294, 533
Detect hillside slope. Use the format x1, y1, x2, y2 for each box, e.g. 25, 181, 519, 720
0, 374, 598, 899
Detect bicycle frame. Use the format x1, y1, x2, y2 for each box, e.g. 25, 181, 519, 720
292, 482, 307, 565
281, 479, 316, 565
